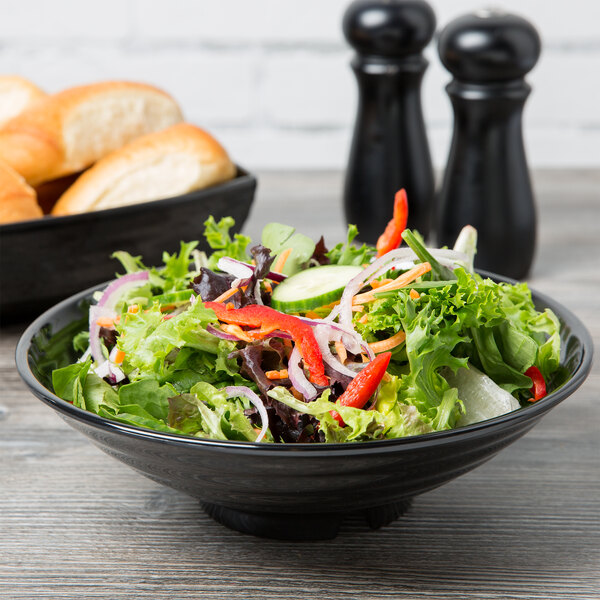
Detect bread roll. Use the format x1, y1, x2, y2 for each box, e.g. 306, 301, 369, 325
0, 76, 46, 127
0, 81, 183, 186
52, 123, 236, 215
0, 160, 43, 224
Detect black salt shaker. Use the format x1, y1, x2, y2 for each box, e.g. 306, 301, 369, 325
343, 0, 436, 243
436, 10, 541, 279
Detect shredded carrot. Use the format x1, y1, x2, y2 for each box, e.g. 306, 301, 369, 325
351, 305, 364, 313
114, 315, 121, 324
334, 341, 347, 364
317, 300, 340, 311
272, 248, 293, 274
368, 330, 406, 353
160, 304, 175, 313
113, 349, 126, 364
304, 311, 320, 319
369, 278, 393, 289
265, 369, 289, 380
213, 287, 240, 304
96, 316, 115, 328
221, 323, 254, 343
409, 288, 420, 300
352, 262, 432, 305
358, 313, 369, 324
127, 304, 139, 314
361, 353, 369, 363
261, 323, 279, 335
263, 281, 273, 294
226, 302, 235, 310
246, 323, 279, 340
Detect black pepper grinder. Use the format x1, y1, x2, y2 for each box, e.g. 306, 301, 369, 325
436, 10, 542, 279
342, 0, 436, 243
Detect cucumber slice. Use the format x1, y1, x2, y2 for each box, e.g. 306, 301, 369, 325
271, 265, 363, 312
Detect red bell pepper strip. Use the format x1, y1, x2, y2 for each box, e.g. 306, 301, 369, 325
376, 189, 409, 257
205, 302, 328, 387
331, 352, 392, 426
525, 366, 546, 402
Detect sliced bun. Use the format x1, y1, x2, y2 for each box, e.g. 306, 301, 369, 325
0, 76, 46, 127
52, 123, 236, 215
0, 160, 42, 224
0, 81, 183, 186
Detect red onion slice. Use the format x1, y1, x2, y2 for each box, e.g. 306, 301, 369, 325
266, 270, 286, 283
253, 280, 264, 305
206, 323, 240, 342
296, 315, 372, 358
94, 359, 126, 384
326, 247, 471, 332
215, 256, 286, 282
327, 250, 412, 330
222, 385, 269, 442
94, 359, 111, 379
265, 330, 293, 340
111, 364, 126, 384
287, 347, 317, 400
313, 324, 358, 379
108, 346, 120, 363
246, 329, 294, 340
217, 257, 254, 279
89, 271, 149, 364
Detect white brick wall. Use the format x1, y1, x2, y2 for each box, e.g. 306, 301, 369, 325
0, 0, 597, 170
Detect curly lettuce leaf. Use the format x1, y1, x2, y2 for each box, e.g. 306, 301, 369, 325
190, 382, 260, 441
112, 241, 199, 297
267, 386, 431, 442
117, 300, 219, 379
357, 267, 561, 411
326, 224, 375, 266
204, 216, 251, 271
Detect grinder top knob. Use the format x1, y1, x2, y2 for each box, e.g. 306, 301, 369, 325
343, 0, 436, 59
438, 10, 541, 83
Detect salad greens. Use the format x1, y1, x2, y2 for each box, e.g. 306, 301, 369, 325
49, 216, 561, 444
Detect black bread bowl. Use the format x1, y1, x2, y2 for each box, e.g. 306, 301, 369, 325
0, 167, 256, 324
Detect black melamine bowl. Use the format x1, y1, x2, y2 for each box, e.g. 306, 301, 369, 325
15, 273, 593, 540
0, 167, 256, 324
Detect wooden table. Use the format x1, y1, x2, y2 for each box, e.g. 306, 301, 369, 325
1, 171, 598, 599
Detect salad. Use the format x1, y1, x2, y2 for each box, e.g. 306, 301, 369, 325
50, 191, 561, 443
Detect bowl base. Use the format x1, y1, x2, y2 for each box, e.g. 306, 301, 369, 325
201, 498, 413, 540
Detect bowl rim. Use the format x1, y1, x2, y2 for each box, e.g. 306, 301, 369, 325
0, 165, 255, 232
15, 270, 594, 456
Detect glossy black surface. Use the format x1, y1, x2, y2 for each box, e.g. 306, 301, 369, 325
343, 0, 435, 242
343, 0, 436, 58
436, 12, 541, 279
438, 11, 541, 83
16, 273, 593, 540
0, 167, 256, 324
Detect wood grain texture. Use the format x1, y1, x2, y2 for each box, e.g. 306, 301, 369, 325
1, 170, 599, 600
